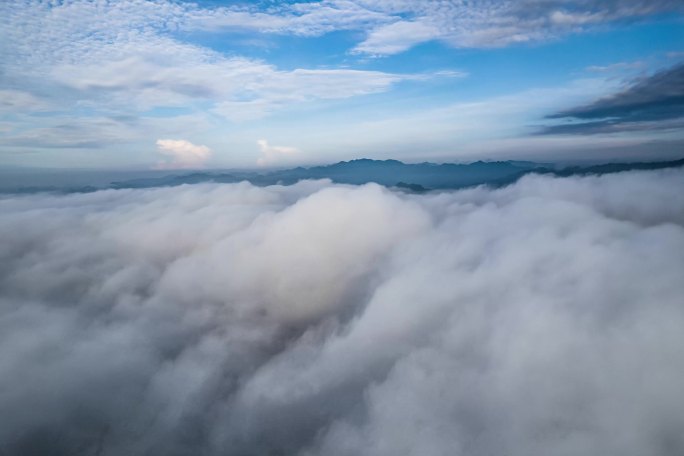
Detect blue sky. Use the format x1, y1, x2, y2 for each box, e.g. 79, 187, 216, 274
1, 0, 683, 169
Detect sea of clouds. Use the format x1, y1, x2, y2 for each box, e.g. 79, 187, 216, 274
1, 168, 684, 456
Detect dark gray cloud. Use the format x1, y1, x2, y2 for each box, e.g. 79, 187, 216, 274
1, 170, 684, 456
541, 62, 684, 134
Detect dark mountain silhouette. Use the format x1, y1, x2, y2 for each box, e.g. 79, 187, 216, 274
111, 159, 541, 191
110, 157, 684, 192
4, 158, 682, 194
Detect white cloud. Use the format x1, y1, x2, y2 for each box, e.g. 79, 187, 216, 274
256, 139, 299, 166
179, 0, 684, 55
182, 0, 392, 36
0, 90, 51, 112
214, 1, 674, 57
359, 0, 684, 54
210, 68, 405, 121
352, 20, 441, 55
0, 0, 449, 162
1, 169, 684, 454
586, 61, 646, 73
156, 139, 211, 169
3, 0, 674, 117
0, 0, 419, 152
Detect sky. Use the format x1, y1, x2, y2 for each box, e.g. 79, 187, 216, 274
1, 0, 683, 169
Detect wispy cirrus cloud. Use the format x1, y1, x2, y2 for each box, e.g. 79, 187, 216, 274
181, 0, 392, 36
0, 90, 52, 113
585, 61, 646, 73
210, 68, 409, 122
0, 1, 410, 117
0, 0, 446, 156
174, 0, 684, 55
352, 20, 441, 56
350, 0, 684, 55
0, 0, 680, 166
0, 0, 473, 161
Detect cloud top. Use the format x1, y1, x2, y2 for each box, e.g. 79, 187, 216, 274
257, 139, 299, 167
156, 138, 211, 169
1, 168, 684, 455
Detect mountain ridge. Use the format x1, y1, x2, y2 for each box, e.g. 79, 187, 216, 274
110, 157, 684, 192
4, 157, 683, 194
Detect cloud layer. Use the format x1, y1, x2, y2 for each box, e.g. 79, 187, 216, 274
1, 169, 684, 455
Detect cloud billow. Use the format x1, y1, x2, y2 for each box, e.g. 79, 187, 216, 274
1, 169, 684, 455
156, 138, 211, 169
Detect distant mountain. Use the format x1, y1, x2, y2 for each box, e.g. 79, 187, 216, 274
4, 157, 683, 194
395, 182, 429, 193
268, 159, 540, 188
110, 157, 684, 192
111, 159, 542, 191
543, 158, 684, 177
